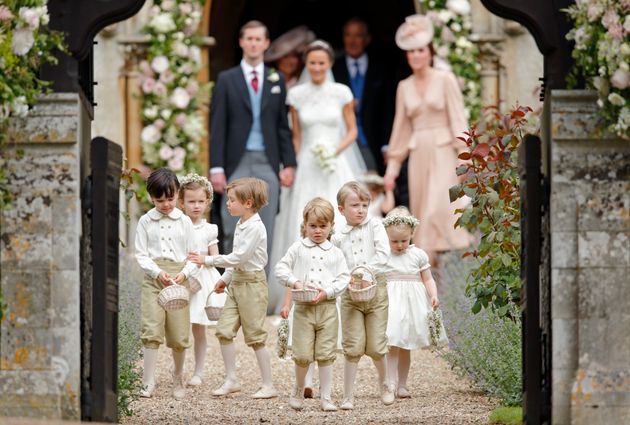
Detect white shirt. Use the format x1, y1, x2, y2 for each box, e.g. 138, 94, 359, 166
383, 245, 431, 275
205, 213, 268, 285
332, 217, 390, 275
135, 208, 197, 279
275, 238, 350, 300
346, 54, 368, 78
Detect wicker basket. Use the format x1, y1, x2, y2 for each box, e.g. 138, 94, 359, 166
188, 275, 202, 294
157, 281, 190, 311
205, 291, 223, 321
291, 287, 319, 303
347, 266, 377, 302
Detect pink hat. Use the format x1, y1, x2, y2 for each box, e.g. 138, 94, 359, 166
264, 26, 316, 62
395, 14, 434, 51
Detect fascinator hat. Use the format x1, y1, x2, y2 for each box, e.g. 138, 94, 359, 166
395, 14, 434, 51
264, 25, 316, 62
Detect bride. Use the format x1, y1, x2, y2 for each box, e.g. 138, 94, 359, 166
268, 40, 366, 313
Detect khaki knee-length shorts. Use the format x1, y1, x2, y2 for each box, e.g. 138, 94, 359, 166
292, 298, 338, 367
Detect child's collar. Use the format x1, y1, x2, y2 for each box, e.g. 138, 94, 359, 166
237, 212, 260, 229
341, 216, 372, 234
148, 207, 183, 220
301, 238, 333, 250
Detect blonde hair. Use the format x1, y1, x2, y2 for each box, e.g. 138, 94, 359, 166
383, 206, 419, 233
226, 177, 269, 211
300, 197, 335, 239
178, 173, 214, 204
337, 181, 371, 207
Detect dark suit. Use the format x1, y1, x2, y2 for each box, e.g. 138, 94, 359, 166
210, 64, 297, 288
333, 53, 395, 175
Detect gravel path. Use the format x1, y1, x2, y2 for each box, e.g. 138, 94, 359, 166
122, 319, 495, 424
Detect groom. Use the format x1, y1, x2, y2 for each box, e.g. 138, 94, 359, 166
210, 20, 297, 260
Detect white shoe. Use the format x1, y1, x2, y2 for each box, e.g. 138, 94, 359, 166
321, 398, 338, 411
140, 381, 155, 398
396, 386, 411, 398
188, 375, 202, 386
172, 374, 186, 400
380, 383, 395, 405
340, 397, 354, 410
211, 380, 241, 396
252, 385, 278, 399
288, 387, 304, 410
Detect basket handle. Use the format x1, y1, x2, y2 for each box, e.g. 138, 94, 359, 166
350, 265, 376, 281
205, 290, 214, 307
169, 278, 182, 287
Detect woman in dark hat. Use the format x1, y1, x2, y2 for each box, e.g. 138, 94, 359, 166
265, 26, 316, 89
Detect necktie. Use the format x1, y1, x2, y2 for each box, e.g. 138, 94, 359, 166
350, 61, 367, 147
251, 70, 259, 93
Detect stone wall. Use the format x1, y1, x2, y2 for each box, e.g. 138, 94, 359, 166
0, 93, 91, 419
549, 90, 630, 424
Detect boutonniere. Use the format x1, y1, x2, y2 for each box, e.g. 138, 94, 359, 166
267, 70, 280, 82
270, 86, 281, 94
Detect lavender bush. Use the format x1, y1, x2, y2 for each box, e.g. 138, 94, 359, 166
440, 252, 522, 406
118, 250, 144, 418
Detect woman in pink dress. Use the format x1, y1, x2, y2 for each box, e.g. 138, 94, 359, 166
383, 15, 472, 266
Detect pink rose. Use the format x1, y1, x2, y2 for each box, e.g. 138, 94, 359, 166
168, 157, 184, 171
608, 24, 624, 41
154, 118, 166, 130
139, 60, 154, 77
153, 82, 167, 97
186, 80, 199, 96
175, 113, 187, 126
611, 68, 630, 90
141, 77, 156, 94
159, 145, 174, 160
160, 69, 175, 84
179, 3, 193, 14
602, 10, 620, 29
0, 5, 13, 21
19, 7, 41, 29
173, 147, 186, 160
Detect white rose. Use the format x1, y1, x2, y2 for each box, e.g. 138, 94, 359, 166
141, 125, 161, 144
183, 116, 204, 138
168, 157, 184, 171
151, 56, 169, 74
19, 7, 41, 29
161, 109, 172, 120
12, 96, 29, 118
171, 88, 191, 109
446, 0, 471, 15
11, 28, 35, 55
173, 41, 189, 57
620, 62, 629, 72
161, 0, 175, 11
173, 146, 186, 160
174, 31, 185, 40
611, 68, 630, 90
450, 22, 462, 33
150, 13, 176, 33
438, 10, 453, 23
625, 17, 630, 34
144, 106, 158, 119
159, 145, 174, 160
267, 72, 280, 82
619, 107, 630, 125
608, 92, 625, 106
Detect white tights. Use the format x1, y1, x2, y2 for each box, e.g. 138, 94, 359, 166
191, 324, 207, 378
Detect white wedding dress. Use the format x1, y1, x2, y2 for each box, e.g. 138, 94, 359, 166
267, 79, 366, 313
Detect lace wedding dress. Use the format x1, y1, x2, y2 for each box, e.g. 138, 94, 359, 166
267, 80, 366, 313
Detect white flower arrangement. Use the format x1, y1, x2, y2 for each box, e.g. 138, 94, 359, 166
418, 0, 481, 121
276, 319, 289, 358
382, 214, 420, 230
139, 0, 211, 174
428, 308, 447, 348
310, 143, 337, 173
566, 1, 630, 138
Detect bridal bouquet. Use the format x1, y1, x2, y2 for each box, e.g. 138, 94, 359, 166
276, 319, 289, 358
311, 143, 337, 173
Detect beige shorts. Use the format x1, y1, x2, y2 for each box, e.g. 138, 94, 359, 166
141, 260, 191, 351
340, 274, 389, 362
215, 270, 268, 349
292, 298, 338, 367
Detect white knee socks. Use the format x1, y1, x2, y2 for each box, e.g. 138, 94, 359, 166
172, 349, 185, 377
387, 347, 399, 388
397, 348, 411, 389
295, 364, 309, 391
343, 360, 359, 400
305, 362, 316, 389
319, 365, 334, 401
254, 347, 273, 388
191, 324, 207, 378
373, 357, 388, 385
220, 342, 238, 383
143, 347, 158, 386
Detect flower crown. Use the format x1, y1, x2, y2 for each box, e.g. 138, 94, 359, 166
382, 214, 419, 230
359, 174, 384, 186
179, 172, 213, 198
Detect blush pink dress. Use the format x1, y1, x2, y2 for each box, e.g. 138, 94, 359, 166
386, 69, 472, 252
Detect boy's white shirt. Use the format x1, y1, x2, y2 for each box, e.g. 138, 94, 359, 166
135, 207, 198, 279
275, 238, 350, 299
204, 213, 268, 285
332, 216, 390, 275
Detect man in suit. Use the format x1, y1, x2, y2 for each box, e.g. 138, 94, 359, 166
210, 20, 297, 260
332, 18, 394, 175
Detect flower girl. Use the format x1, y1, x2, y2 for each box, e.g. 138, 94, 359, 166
179, 173, 226, 386
382, 207, 447, 398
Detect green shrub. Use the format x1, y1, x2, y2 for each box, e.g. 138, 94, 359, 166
117, 251, 143, 418
449, 106, 537, 319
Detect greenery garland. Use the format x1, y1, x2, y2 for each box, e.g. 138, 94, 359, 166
0, 0, 66, 210
138, 0, 210, 177
565, 1, 630, 138
418, 0, 482, 122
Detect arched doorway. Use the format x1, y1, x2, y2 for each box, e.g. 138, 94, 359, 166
208, 0, 416, 80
